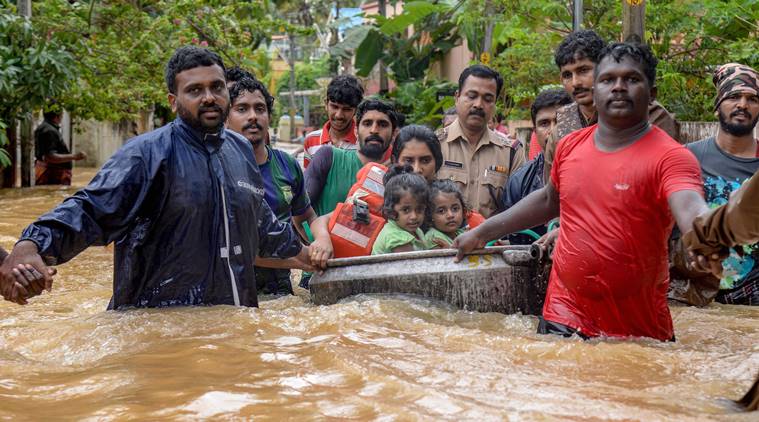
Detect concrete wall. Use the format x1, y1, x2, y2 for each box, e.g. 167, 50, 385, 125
434, 38, 473, 83
73, 110, 153, 168
73, 120, 131, 168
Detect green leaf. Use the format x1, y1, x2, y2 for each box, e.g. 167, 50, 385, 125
379, 1, 442, 35
329, 25, 371, 59
355, 29, 384, 77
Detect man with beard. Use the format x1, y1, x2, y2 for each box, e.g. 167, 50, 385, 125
437, 64, 524, 218
0, 46, 314, 307
454, 43, 708, 341
670, 63, 759, 306
225, 69, 317, 295
303, 75, 364, 168
305, 98, 398, 217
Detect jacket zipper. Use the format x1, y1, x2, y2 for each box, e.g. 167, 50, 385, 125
219, 176, 241, 306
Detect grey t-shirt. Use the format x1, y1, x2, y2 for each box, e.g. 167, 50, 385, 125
686, 136, 759, 302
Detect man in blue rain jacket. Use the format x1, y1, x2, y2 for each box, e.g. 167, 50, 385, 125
0, 46, 314, 308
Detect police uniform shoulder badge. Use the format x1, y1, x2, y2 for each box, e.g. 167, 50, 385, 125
435, 126, 448, 141
492, 130, 520, 149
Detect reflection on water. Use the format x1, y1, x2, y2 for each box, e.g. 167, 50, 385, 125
1, 168, 757, 420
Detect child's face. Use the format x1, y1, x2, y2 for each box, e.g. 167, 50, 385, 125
393, 192, 426, 233
431, 192, 463, 236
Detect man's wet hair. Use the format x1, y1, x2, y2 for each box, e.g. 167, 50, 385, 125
530, 89, 572, 125
327, 74, 364, 108
554, 30, 606, 68
226, 67, 255, 84
229, 76, 274, 115
596, 42, 659, 87
391, 124, 443, 173
381, 165, 430, 220
165, 46, 226, 94
355, 98, 398, 130
458, 64, 504, 97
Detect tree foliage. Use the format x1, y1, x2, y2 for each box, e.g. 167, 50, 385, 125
31, 0, 289, 122
1, 0, 322, 168
486, 0, 759, 121
386, 79, 456, 128
331, 1, 462, 81
3, 0, 758, 164
0, 9, 76, 167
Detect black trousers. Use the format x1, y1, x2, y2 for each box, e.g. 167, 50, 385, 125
254, 267, 293, 295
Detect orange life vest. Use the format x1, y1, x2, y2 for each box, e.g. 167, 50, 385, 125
328, 200, 386, 258
327, 163, 388, 258
345, 163, 387, 217
467, 210, 485, 229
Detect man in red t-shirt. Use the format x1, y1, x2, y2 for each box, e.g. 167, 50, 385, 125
454, 43, 708, 341
303, 75, 363, 168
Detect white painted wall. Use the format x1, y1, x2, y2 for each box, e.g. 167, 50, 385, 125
72, 111, 153, 168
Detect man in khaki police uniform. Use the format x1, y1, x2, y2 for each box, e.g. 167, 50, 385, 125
437, 64, 524, 217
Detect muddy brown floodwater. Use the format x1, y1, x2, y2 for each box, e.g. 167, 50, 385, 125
1, 168, 758, 421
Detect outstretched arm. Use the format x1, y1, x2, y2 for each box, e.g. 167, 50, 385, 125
683, 173, 759, 252
668, 190, 709, 235
682, 173, 759, 276
308, 213, 334, 268
668, 189, 713, 274
1, 144, 158, 304
43, 151, 87, 164
453, 182, 560, 261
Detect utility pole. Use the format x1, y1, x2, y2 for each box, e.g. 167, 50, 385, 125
573, 0, 583, 32
622, 0, 645, 43
377, 0, 388, 93
17, 0, 33, 187
288, 32, 297, 141
482, 1, 494, 60
329, 1, 340, 75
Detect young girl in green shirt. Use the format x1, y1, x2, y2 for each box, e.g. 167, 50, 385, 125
424, 179, 469, 248
371, 166, 430, 254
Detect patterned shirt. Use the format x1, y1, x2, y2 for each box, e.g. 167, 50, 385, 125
259, 145, 310, 223
686, 137, 759, 304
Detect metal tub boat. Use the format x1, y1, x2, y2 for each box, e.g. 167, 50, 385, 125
309, 246, 549, 315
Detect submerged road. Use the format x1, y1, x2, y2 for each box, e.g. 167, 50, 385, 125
0, 168, 757, 420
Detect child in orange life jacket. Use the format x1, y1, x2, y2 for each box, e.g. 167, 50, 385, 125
424, 179, 469, 248
371, 165, 430, 255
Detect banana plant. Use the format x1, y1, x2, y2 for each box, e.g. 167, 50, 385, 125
329, 0, 463, 82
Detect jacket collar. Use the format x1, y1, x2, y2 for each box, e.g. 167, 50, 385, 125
174, 117, 226, 153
